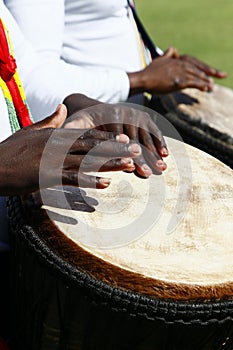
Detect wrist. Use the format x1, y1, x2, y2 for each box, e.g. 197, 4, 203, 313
127, 71, 145, 96
63, 93, 102, 117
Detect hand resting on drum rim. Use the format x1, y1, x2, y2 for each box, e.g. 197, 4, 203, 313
0, 104, 142, 196
64, 94, 168, 178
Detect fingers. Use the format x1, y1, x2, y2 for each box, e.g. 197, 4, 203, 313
123, 122, 167, 176
65, 120, 130, 143
64, 155, 135, 172
62, 171, 111, 189
81, 128, 129, 143
132, 150, 166, 178
122, 109, 168, 157
141, 146, 167, 175
139, 127, 167, 167
138, 127, 167, 174
173, 61, 214, 92
147, 122, 168, 157
212, 69, 228, 79
133, 154, 153, 177
164, 46, 179, 58
98, 158, 135, 172
117, 113, 168, 175
123, 122, 138, 142
31, 104, 67, 130
104, 122, 124, 135
180, 55, 227, 79
186, 65, 214, 91
186, 77, 213, 92
69, 139, 141, 157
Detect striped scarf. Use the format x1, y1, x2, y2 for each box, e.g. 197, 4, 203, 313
0, 18, 33, 133
127, 0, 163, 60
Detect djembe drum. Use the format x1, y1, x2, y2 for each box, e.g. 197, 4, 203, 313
8, 138, 233, 350
150, 84, 233, 168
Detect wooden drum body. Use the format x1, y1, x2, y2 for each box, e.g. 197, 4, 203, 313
8, 138, 233, 350
150, 84, 233, 167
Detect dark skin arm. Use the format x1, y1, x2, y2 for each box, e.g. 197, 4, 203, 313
0, 105, 141, 196
63, 95, 168, 177
128, 46, 227, 95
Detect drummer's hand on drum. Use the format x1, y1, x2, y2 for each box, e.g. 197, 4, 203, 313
128, 46, 227, 94
164, 46, 227, 80
64, 98, 168, 177
0, 105, 141, 196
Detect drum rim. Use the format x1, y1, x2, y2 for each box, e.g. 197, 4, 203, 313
8, 195, 233, 326
152, 87, 233, 169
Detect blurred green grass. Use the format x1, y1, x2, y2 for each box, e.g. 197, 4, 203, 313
136, 0, 233, 88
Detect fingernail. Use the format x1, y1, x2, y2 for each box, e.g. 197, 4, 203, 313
116, 134, 129, 144
121, 158, 134, 166
99, 178, 111, 187
208, 78, 214, 87
121, 158, 135, 171
128, 143, 141, 155
156, 159, 167, 171
142, 164, 152, 176
55, 103, 63, 112
161, 147, 169, 156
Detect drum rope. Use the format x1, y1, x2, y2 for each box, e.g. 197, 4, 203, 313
7, 195, 233, 326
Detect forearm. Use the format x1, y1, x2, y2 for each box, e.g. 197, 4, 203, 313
63, 94, 102, 118
0, 146, 20, 196
0, 166, 9, 196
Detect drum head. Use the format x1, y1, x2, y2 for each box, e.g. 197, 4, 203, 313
35, 137, 233, 301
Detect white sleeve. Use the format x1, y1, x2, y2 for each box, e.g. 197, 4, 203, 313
3, 0, 130, 121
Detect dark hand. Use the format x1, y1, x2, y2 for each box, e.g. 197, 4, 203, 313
164, 46, 227, 79
0, 105, 140, 196
128, 46, 227, 95
64, 101, 168, 178
179, 54, 227, 79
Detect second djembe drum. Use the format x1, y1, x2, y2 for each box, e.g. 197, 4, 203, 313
150, 84, 233, 168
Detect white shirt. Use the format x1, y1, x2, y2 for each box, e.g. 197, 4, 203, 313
4, 0, 143, 120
